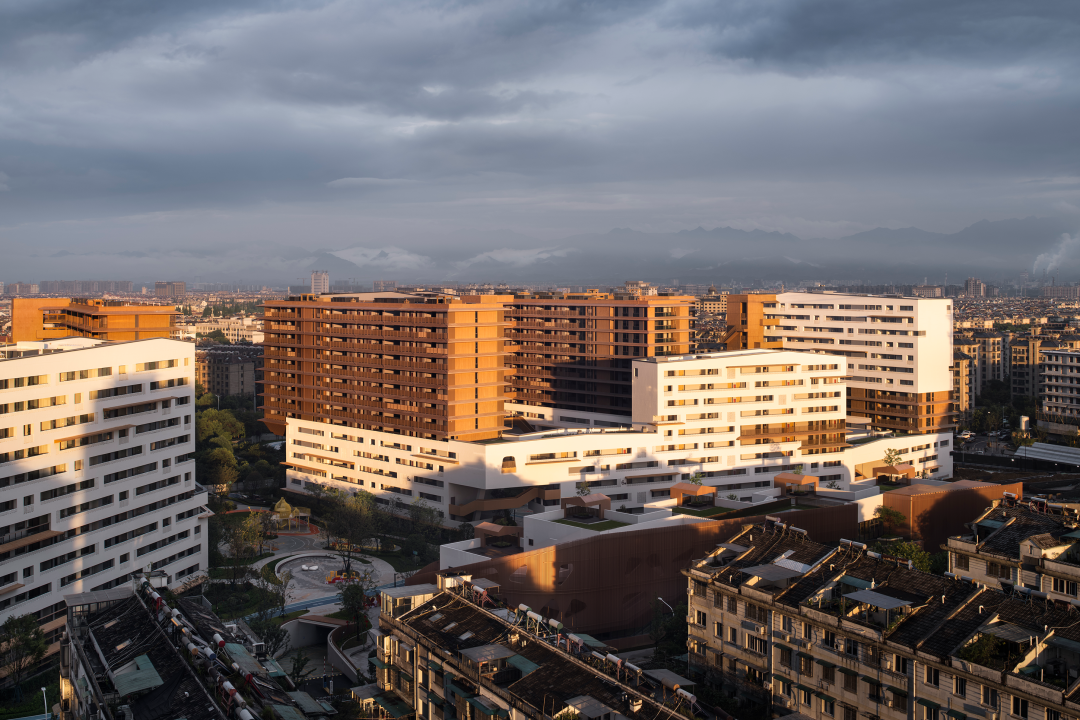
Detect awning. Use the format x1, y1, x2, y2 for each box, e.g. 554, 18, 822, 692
946, 710, 967, 720
775, 644, 792, 654
978, 519, 1005, 529
816, 693, 836, 703
917, 699, 941, 710
369, 657, 389, 669
844, 589, 914, 610
815, 659, 836, 668
978, 623, 1034, 643
887, 686, 908, 696
837, 668, 857, 676
840, 575, 873, 590
796, 684, 816, 693
428, 660, 443, 671
861, 676, 881, 685
741, 564, 806, 581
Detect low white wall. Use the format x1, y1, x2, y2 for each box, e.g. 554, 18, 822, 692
440, 538, 483, 570
853, 494, 884, 522
815, 485, 881, 503
714, 488, 784, 510
277, 618, 328, 658
603, 508, 672, 524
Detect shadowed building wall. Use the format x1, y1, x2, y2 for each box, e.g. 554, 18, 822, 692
407, 504, 858, 636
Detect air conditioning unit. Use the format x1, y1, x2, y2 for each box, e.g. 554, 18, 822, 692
252, 641, 266, 658
782, 633, 792, 642
990, 713, 999, 720
759, 626, 767, 635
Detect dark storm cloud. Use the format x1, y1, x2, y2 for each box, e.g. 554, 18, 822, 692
672, 0, 1080, 70
0, 0, 1077, 282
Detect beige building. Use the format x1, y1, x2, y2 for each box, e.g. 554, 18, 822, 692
972, 331, 1004, 392
686, 517, 1080, 720
1009, 337, 1042, 398
194, 316, 262, 343
953, 350, 974, 421
695, 288, 729, 316
195, 345, 260, 398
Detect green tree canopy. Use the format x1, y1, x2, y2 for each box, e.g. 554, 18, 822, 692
0, 614, 47, 687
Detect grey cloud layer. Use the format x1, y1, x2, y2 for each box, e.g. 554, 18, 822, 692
0, 0, 1078, 278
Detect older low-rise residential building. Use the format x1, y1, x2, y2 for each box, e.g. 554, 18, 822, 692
196, 344, 261, 398
368, 578, 698, 720
953, 351, 974, 421
946, 496, 1080, 600
686, 516, 1080, 720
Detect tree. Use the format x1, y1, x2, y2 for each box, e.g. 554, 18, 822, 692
341, 582, 372, 641
456, 522, 475, 541
244, 512, 269, 556
871, 540, 930, 571
408, 497, 441, 541
791, 464, 804, 475
248, 573, 293, 657
325, 491, 381, 577
576, 479, 591, 497
0, 614, 47, 691
874, 505, 907, 533
286, 649, 316, 685
881, 448, 903, 468
687, 472, 703, 485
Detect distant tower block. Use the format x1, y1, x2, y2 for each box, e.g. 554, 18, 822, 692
373, 280, 396, 292
310, 271, 330, 295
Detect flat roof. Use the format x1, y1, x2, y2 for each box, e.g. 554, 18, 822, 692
741, 564, 806, 581
382, 583, 440, 598
460, 644, 517, 663
639, 349, 785, 364
844, 589, 913, 610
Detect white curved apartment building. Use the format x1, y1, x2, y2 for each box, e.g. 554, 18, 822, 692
284, 350, 952, 524
0, 337, 205, 652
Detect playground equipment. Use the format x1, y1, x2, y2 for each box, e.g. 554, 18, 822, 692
326, 569, 363, 584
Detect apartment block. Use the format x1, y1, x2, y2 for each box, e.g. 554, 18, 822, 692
196, 345, 261, 398
367, 580, 687, 720
262, 292, 513, 443
953, 351, 974, 421
506, 290, 693, 420
194, 316, 262, 343
12, 298, 178, 343
946, 497, 1080, 600
277, 343, 951, 523
38, 281, 134, 294
687, 519, 1080, 720
724, 292, 955, 434
1039, 349, 1080, 426
311, 271, 330, 295
1009, 337, 1042, 398
0, 337, 204, 655
154, 281, 186, 299
695, 288, 729, 316
972, 331, 1005, 393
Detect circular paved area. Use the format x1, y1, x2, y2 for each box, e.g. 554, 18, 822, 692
273, 553, 396, 603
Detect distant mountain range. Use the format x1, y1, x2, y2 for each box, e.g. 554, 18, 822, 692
304, 216, 1079, 287
6, 216, 1078, 286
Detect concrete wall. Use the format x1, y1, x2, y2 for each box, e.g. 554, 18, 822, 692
440, 539, 483, 570
277, 618, 331, 658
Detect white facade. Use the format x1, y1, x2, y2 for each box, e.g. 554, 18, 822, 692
1040, 349, 1080, 420
285, 349, 953, 524
194, 316, 263, 343
766, 292, 954, 396
0, 338, 205, 647
311, 271, 330, 295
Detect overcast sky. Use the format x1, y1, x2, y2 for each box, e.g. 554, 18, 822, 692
1, 0, 1078, 279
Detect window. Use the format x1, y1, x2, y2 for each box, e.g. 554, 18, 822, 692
822, 666, 835, 684
726, 595, 737, 613
925, 667, 940, 687
955, 676, 966, 697
800, 687, 812, 706
843, 672, 858, 693
695, 610, 706, 626
895, 655, 909, 674
987, 562, 1011, 579
1047, 710, 1061, 720
799, 655, 814, 676
803, 621, 812, 639
954, 554, 969, 572
922, 704, 936, 720
745, 602, 768, 623
982, 686, 998, 707
780, 647, 793, 668
714, 621, 722, 638
728, 627, 737, 644
1052, 577, 1078, 597
746, 635, 767, 655
843, 706, 856, 720
843, 637, 859, 656
893, 692, 908, 712
782, 615, 794, 633
822, 697, 835, 716
1011, 697, 1028, 719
